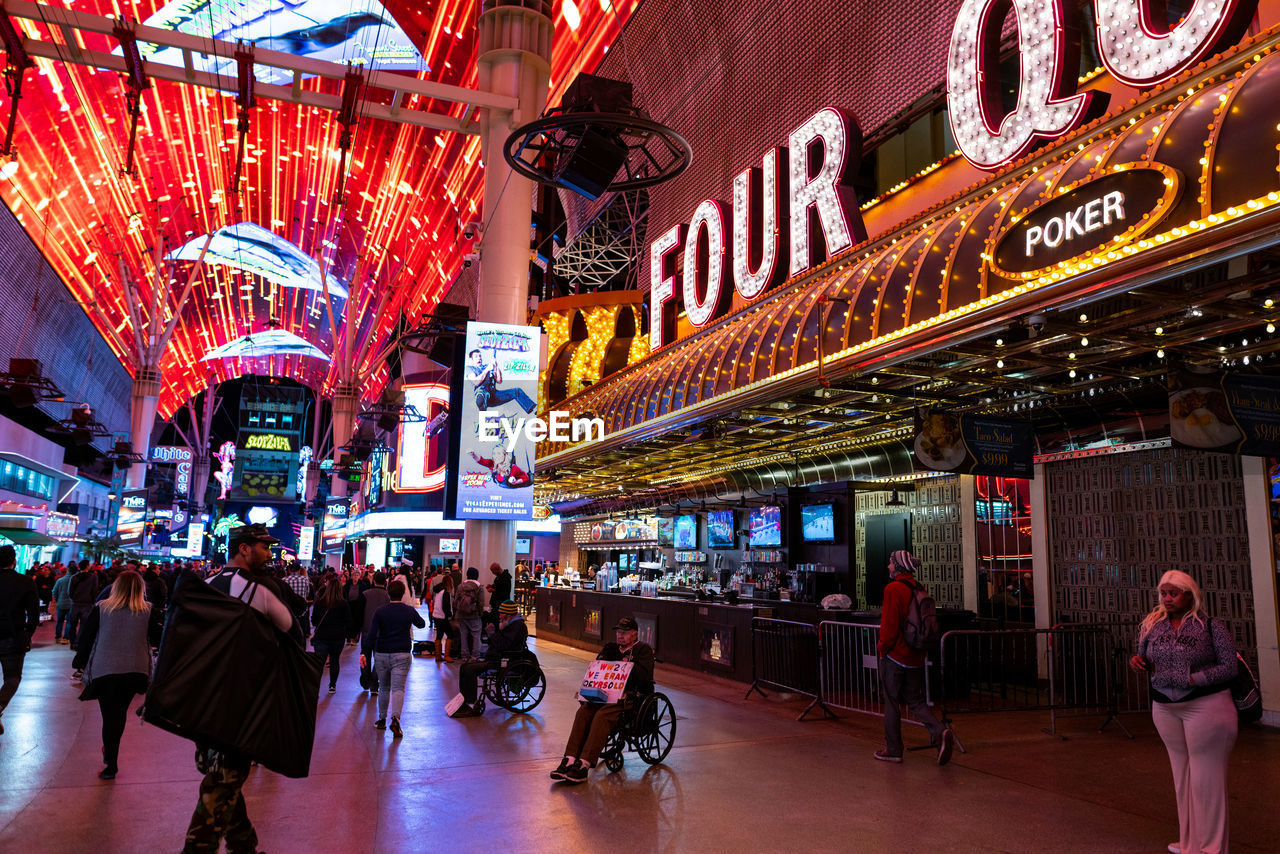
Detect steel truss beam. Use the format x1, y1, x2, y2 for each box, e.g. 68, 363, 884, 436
7, 0, 516, 135
553, 189, 648, 291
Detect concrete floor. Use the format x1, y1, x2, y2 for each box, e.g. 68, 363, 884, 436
1, 618, 1278, 854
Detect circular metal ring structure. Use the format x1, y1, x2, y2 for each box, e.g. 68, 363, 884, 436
504, 109, 692, 196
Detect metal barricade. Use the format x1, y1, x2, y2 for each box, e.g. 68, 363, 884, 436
817, 620, 932, 728
939, 626, 1133, 739
746, 618, 833, 721
1053, 620, 1150, 715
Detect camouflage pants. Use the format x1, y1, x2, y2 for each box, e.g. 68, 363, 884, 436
183, 748, 258, 853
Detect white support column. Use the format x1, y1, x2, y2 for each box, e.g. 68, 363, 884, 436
1029, 462, 1053, 678
1241, 456, 1280, 723
464, 0, 552, 583
959, 474, 979, 613
126, 368, 161, 489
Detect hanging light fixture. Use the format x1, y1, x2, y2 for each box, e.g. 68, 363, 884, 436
886, 489, 906, 507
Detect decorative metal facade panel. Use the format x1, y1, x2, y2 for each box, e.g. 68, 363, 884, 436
856, 476, 963, 609
1047, 448, 1256, 671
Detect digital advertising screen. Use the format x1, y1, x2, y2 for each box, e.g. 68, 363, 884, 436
297, 524, 315, 562
171, 222, 350, 300
748, 505, 782, 547
801, 504, 837, 543
657, 517, 675, 547
673, 514, 698, 549
438, 537, 461, 553
449, 321, 541, 520
202, 329, 330, 363
136, 4, 426, 87
516, 536, 532, 555
706, 510, 736, 548
321, 498, 349, 554
396, 382, 451, 493
117, 491, 148, 546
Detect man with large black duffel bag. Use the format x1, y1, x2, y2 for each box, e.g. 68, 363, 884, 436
147, 523, 320, 854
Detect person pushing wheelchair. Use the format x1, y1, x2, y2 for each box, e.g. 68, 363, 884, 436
551, 616, 654, 785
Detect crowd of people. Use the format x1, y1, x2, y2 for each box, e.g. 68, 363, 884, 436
0, 539, 1249, 853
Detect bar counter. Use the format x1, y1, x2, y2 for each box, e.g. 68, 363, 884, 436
533, 586, 863, 683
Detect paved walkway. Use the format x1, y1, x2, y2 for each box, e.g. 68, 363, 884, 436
1, 617, 1277, 853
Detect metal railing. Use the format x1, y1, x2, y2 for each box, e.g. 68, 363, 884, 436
817, 620, 930, 728
939, 626, 1134, 738
749, 617, 1141, 744
746, 618, 833, 720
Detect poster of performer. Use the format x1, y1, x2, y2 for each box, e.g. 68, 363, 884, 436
451, 321, 541, 520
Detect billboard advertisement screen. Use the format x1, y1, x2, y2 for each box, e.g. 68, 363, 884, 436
117, 491, 148, 546
321, 498, 349, 554
449, 321, 541, 520
396, 382, 451, 493
298, 524, 315, 562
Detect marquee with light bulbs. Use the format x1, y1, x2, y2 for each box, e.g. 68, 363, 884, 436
544, 0, 1280, 466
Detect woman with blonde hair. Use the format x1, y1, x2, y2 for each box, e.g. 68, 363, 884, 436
1129, 570, 1239, 854
72, 570, 160, 780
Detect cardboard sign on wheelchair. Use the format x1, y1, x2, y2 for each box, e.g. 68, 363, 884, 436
577, 660, 634, 704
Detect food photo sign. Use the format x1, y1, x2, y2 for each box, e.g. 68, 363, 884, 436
1170, 368, 1280, 456
914, 409, 1034, 477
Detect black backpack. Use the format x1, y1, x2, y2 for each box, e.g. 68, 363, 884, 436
898, 577, 941, 651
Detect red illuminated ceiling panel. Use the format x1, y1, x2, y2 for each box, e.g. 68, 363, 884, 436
4, 0, 633, 418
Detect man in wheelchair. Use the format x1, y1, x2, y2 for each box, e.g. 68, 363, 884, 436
452, 600, 528, 718
551, 616, 655, 785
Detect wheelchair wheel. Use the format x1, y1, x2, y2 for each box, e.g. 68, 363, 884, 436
602, 725, 627, 773
634, 692, 677, 765
491, 659, 546, 713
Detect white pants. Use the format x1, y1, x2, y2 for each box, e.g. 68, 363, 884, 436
1151, 691, 1237, 854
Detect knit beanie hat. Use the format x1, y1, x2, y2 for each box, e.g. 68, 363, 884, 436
498, 600, 519, 615
889, 550, 920, 575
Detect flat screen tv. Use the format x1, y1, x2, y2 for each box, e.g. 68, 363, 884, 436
673, 514, 698, 549
438, 537, 461, 553
657, 516, 675, 547
515, 537, 531, 555
706, 509, 736, 548
801, 503, 837, 543
748, 505, 782, 547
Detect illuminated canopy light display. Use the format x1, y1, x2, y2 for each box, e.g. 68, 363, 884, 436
135, 0, 427, 85
4, 1, 632, 419
947, 0, 1098, 169
168, 222, 350, 300
201, 329, 331, 362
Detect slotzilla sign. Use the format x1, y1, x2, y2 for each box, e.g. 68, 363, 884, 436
991, 166, 1180, 278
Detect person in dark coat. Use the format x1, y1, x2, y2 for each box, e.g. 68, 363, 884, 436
452, 601, 528, 718
72, 570, 160, 779
0, 545, 39, 735
486, 562, 512, 625
311, 578, 351, 694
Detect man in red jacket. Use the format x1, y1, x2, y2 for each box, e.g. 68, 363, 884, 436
876, 549, 953, 765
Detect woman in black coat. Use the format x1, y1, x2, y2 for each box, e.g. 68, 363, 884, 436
311, 578, 351, 694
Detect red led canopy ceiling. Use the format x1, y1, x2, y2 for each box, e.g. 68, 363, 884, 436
3, 0, 631, 418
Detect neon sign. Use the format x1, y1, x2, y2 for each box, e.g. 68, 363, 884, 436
244, 434, 294, 452
649, 107, 866, 349
947, 0, 1259, 169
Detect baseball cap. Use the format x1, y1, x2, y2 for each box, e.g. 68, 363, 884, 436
614, 616, 638, 631
228, 523, 279, 552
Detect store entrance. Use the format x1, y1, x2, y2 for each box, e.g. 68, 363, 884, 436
864, 512, 910, 606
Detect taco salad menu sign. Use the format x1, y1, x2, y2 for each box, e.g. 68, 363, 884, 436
914, 410, 1034, 477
